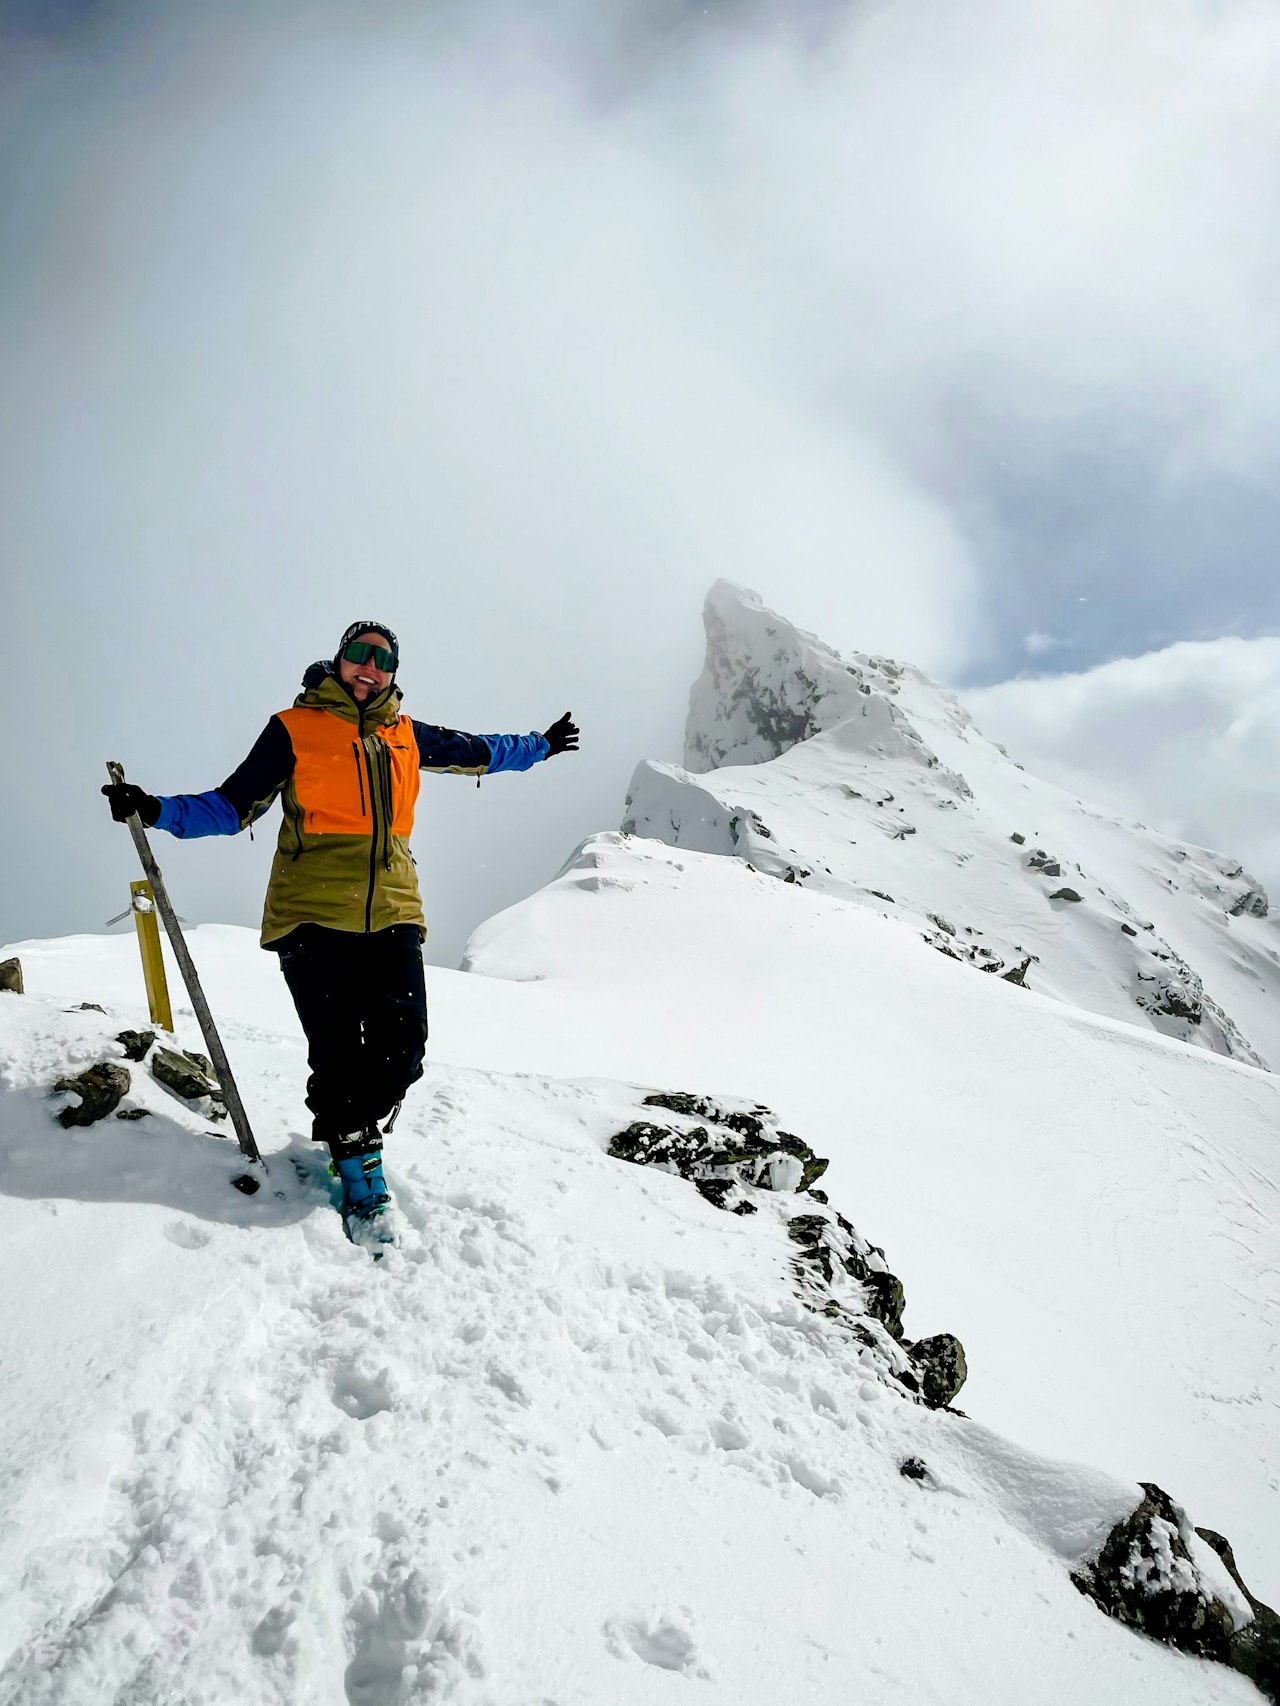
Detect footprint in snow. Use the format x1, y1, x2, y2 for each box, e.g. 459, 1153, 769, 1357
332, 1363, 394, 1420
344, 1567, 483, 1705
605, 1616, 708, 1678
163, 1220, 211, 1250
710, 1416, 749, 1452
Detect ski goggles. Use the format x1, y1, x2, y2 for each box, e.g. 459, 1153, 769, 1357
342, 640, 397, 672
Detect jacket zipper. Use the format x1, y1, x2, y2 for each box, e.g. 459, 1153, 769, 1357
359, 714, 379, 932
380, 742, 393, 870
351, 743, 367, 816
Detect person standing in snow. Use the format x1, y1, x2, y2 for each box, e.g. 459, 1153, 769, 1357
102, 620, 578, 1243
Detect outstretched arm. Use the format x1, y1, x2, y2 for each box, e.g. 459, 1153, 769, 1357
411, 712, 578, 776
102, 718, 294, 839
412, 721, 547, 776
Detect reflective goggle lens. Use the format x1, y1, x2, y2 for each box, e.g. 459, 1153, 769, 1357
343, 640, 396, 672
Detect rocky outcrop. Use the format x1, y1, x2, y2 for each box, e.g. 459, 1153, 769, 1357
1229, 886, 1269, 919
1195, 1527, 1280, 1701
151, 1045, 224, 1114
904, 1333, 968, 1410
609, 1095, 828, 1216
116, 1029, 156, 1063
608, 1090, 965, 1411
0, 958, 24, 995
53, 1062, 130, 1127
1072, 1482, 1278, 1701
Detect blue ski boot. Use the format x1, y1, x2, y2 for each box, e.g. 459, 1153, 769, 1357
331, 1142, 397, 1252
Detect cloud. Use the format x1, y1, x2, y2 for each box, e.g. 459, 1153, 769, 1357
4, 0, 1280, 958
1023, 632, 1066, 658
965, 636, 1280, 897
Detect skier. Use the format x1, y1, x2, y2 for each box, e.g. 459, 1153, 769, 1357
102, 620, 578, 1244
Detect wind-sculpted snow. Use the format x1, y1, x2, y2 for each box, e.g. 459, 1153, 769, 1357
627, 581, 1280, 1066
2, 926, 1277, 1703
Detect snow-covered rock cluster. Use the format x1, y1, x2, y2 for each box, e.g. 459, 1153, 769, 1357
625, 581, 1280, 1066
607, 1087, 967, 1410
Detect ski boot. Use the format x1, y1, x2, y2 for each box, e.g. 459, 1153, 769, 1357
330, 1133, 398, 1252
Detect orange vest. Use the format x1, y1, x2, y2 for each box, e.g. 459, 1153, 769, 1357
277, 706, 422, 838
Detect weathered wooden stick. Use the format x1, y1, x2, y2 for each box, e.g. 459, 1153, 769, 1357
106, 761, 262, 1175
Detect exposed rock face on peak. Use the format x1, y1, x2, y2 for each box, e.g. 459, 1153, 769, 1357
686, 581, 969, 793
625, 582, 1280, 1067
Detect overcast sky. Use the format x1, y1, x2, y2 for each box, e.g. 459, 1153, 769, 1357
5, 0, 1280, 964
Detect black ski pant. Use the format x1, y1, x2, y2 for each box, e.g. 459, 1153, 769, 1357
277, 923, 428, 1146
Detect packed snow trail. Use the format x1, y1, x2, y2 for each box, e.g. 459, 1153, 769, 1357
0, 913, 1275, 1703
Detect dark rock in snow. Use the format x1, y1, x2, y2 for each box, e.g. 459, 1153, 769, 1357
1027, 851, 1061, 877
116, 1029, 156, 1062
151, 1045, 224, 1108
75, 1002, 106, 1013
1121, 922, 1138, 937
1229, 888, 1269, 919
609, 1089, 965, 1409
908, 1333, 968, 1408
0, 958, 23, 994
1195, 1527, 1280, 1702
1072, 1483, 1234, 1665
899, 1457, 929, 1481
864, 1270, 906, 1336
695, 1178, 757, 1214
54, 1062, 130, 1127
115, 1108, 150, 1121
1002, 957, 1032, 987
1049, 888, 1084, 903
1009, 833, 1026, 845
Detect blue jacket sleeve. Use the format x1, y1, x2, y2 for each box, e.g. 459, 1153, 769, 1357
411, 720, 548, 775
153, 790, 242, 839
481, 732, 549, 773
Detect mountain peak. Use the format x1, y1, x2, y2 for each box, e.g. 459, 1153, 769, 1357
633, 584, 1278, 1066
687, 579, 941, 773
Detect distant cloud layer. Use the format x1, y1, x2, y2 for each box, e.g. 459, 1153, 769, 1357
966, 637, 1280, 898
4, 0, 1280, 955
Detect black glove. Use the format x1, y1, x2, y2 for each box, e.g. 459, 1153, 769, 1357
102, 783, 161, 826
541, 712, 579, 759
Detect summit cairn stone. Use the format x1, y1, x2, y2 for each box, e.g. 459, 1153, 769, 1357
151, 1045, 225, 1113
54, 1062, 130, 1127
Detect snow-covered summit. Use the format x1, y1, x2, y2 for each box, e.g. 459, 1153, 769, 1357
627, 581, 1280, 1066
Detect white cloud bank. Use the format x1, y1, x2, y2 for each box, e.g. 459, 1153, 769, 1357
966, 636, 1280, 896
4, 0, 1280, 956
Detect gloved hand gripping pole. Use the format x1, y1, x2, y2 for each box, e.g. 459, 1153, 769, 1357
106, 760, 263, 1188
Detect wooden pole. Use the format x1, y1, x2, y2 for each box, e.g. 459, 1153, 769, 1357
106, 761, 262, 1175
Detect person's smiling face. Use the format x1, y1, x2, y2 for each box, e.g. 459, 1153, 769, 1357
338, 631, 395, 703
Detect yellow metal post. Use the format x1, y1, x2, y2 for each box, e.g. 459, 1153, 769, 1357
131, 880, 173, 1032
